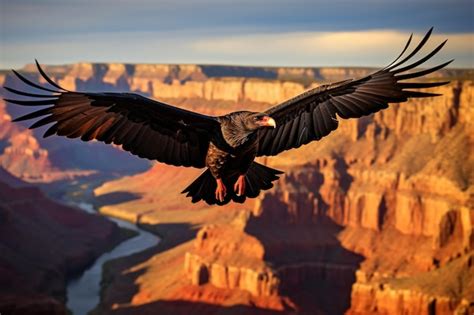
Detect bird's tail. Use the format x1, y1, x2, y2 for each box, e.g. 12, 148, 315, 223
182, 162, 283, 206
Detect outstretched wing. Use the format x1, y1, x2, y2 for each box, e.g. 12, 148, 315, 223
3, 61, 220, 168
257, 28, 452, 157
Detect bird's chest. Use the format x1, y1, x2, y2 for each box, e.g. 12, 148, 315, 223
205, 139, 257, 178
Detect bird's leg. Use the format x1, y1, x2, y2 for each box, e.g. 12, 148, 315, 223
233, 174, 246, 196
215, 178, 227, 202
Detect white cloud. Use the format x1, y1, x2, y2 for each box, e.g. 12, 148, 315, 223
1, 30, 473, 69
191, 30, 474, 68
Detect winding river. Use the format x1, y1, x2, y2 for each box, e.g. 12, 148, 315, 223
66, 202, 160, 315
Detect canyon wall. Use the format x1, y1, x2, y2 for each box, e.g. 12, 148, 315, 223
179, 81, 474, 314
3, 63, 469, 107
1, 63, 472, 314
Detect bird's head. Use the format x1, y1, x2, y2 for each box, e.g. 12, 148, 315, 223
244, 112, 277, 130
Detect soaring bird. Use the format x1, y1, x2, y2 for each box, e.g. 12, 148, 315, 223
3, 29, 451, 205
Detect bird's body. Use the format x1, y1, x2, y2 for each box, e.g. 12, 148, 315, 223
3, 28, 452, 205
208, 113, 258, 177
202, 112, 278, 203
206, 136, 256, 179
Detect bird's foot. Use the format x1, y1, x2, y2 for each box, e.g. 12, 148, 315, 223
215, 178, 227, 202
233, 174, 246, 196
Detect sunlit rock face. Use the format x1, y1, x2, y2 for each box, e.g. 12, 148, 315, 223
0, 100, 55, 180
181, 81, 473, 314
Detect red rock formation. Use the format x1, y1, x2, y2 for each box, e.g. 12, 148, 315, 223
348, 252, 474, 315
0, 100, 54, 179
0, 128, 53, 178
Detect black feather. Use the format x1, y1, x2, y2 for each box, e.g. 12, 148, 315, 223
392, 40, 448, 74
398, 81, 450, 89
395, 60, 454, 80
383, 33, 413, 69
404, 91, 442, 98
13, 107, 52, 122
11, 70, 60, 93
3, 86, 59, 98
329, 98, 354, 119
43, 124, 59, 138
29, 115, 56, 129
35, 60, 69, 91
4, 98, 58, 106
387, 27, 433, 70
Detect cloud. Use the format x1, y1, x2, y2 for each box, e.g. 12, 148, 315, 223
2, 0, 473, 41
1, 29, 472, 69
191, 30, 474, 67
2, 1, 472, 68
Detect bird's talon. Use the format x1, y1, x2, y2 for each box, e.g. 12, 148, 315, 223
234, 175, 246, 197
215, 179, 226, 202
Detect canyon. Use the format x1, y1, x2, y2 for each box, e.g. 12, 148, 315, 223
0, 63, 472, 314
0, 173, 131, 315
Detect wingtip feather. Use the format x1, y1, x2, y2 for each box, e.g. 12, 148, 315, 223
386, 27, 435, 71
35, 59, 69, 92
11, 68, 60, 93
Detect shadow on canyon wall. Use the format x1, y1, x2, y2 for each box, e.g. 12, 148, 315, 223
111, 300, 288, 315
95, 191, 143, 207
246, 215, 364, 315
97, 222, 198, 308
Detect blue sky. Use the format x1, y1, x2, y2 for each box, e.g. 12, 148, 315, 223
1, 0, 473, 68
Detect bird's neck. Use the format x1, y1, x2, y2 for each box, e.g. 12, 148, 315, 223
220, 118, 254, 148
223, 127, 254, 148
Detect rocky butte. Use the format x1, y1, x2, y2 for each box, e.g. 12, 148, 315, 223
0, 63, 473, 314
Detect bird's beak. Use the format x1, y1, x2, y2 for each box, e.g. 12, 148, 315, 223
262, 116, 276, 128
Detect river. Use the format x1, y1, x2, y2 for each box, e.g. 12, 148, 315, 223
66, 202, 160, 315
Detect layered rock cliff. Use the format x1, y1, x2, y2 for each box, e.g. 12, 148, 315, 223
181, 81, 473, 314
4, 63, 469, 106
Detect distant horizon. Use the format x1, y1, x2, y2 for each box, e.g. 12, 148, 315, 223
2, 60, 473, 72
